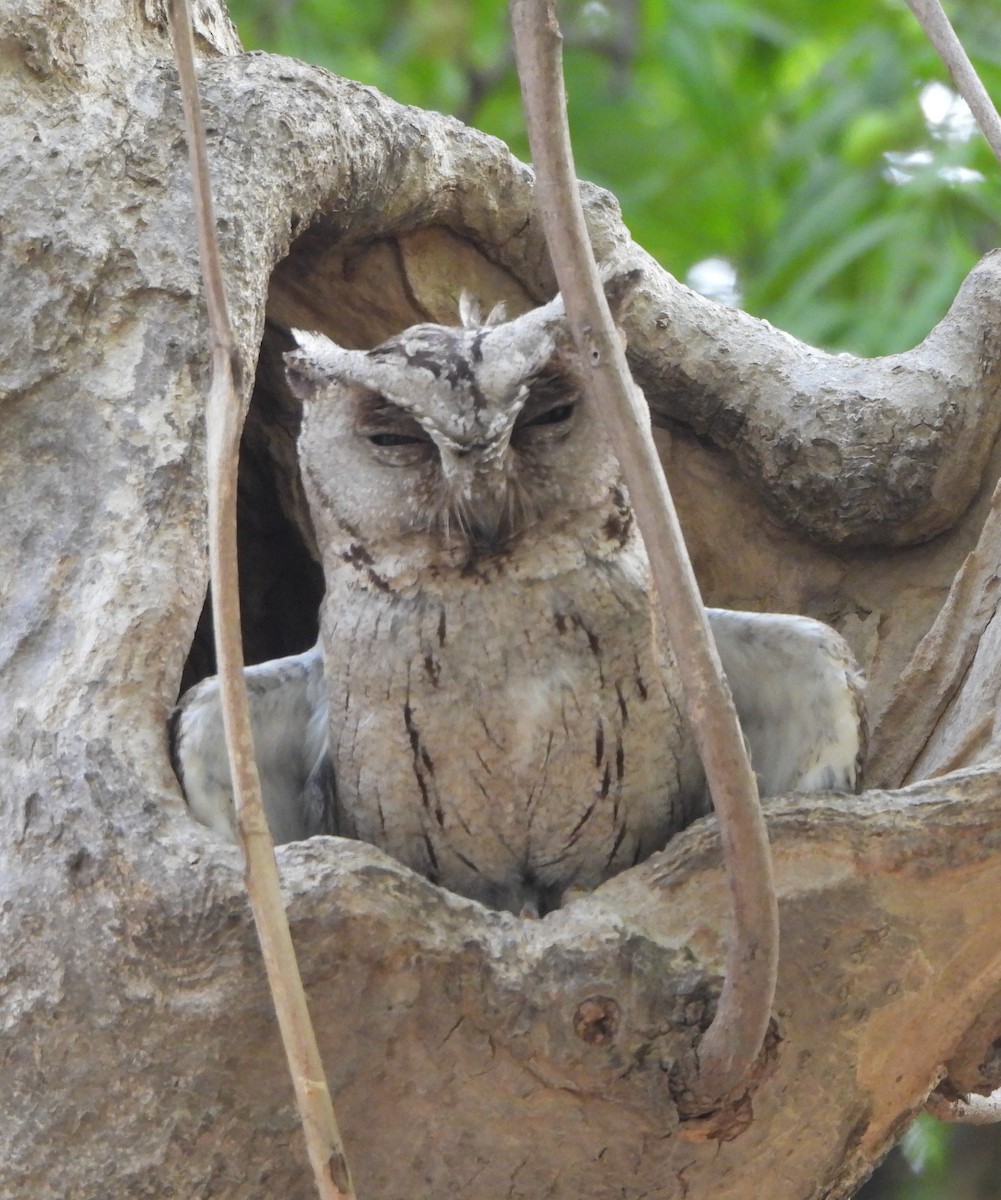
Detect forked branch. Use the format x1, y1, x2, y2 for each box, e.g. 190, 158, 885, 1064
509, 0, 778, 1110
167, 1, 356, 1196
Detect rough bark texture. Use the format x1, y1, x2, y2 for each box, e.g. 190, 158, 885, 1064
4, 2, 1001, 1197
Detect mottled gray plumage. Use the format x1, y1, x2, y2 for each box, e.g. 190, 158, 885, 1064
172, 293, 866, 913
172, 646, 328, 844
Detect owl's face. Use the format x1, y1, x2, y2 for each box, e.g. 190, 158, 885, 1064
286, 297, 626, 569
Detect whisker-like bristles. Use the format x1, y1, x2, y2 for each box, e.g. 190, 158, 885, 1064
454, 493, 472, 541
416, 471, 545, 554
416, 497, 439, 538
508, 477, 534, 538
495, 484, 517, 541
511, 478, 534, 540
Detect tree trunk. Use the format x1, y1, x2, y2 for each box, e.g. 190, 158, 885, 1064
4, 3, 1001, 1197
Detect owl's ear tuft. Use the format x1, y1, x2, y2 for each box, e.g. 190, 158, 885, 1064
284, 355, 327, 402
458, 292, 507, 329
284, 330, 344, 400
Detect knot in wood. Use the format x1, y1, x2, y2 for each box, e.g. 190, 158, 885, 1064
573, 996, 620, 1045
327, 1150, 351, 1195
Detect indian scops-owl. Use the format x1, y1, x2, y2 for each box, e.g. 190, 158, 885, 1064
173, 289, 866, 915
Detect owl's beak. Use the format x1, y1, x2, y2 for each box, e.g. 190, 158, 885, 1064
439, 441, 516, 552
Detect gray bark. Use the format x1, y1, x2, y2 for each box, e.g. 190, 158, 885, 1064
4, 1, 1001, 1197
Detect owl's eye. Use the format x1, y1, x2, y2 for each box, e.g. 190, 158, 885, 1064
522, 402, 575, 427
369, 431, 428, 447
360, 417, 434, 466
512, 398, 577, 448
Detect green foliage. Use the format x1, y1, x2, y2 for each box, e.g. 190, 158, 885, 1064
899, 1115, 952, 1196
226, 0, 1001, 354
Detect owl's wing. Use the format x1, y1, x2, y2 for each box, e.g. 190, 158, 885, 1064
707, 609, 867, 797
170, 643, 331, 844
300, 750, 339, 842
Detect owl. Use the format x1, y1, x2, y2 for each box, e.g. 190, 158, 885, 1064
172, 288, 866, 915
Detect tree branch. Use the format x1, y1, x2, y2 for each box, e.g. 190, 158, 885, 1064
11, 9, 1001, 1187
509, 0, 777, 1110
626, 249, 1001, 548
167, 3, 356, 1196
927, 1085, 1001, 1126
869, 475, 1001, 787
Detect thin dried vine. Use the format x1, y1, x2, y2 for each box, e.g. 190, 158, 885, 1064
509, 0, 778, 1110
904, 0, 1001, 164
167, 1, 356, 1194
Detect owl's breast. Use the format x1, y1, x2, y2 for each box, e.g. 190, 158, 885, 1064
319, 558, 703, 912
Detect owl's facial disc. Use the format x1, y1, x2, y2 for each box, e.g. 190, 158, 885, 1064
356, 374, 581, 555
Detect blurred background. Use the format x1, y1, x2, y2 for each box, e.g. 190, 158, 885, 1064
227, 0, 1001, 1192
230, 0, 1001, 357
